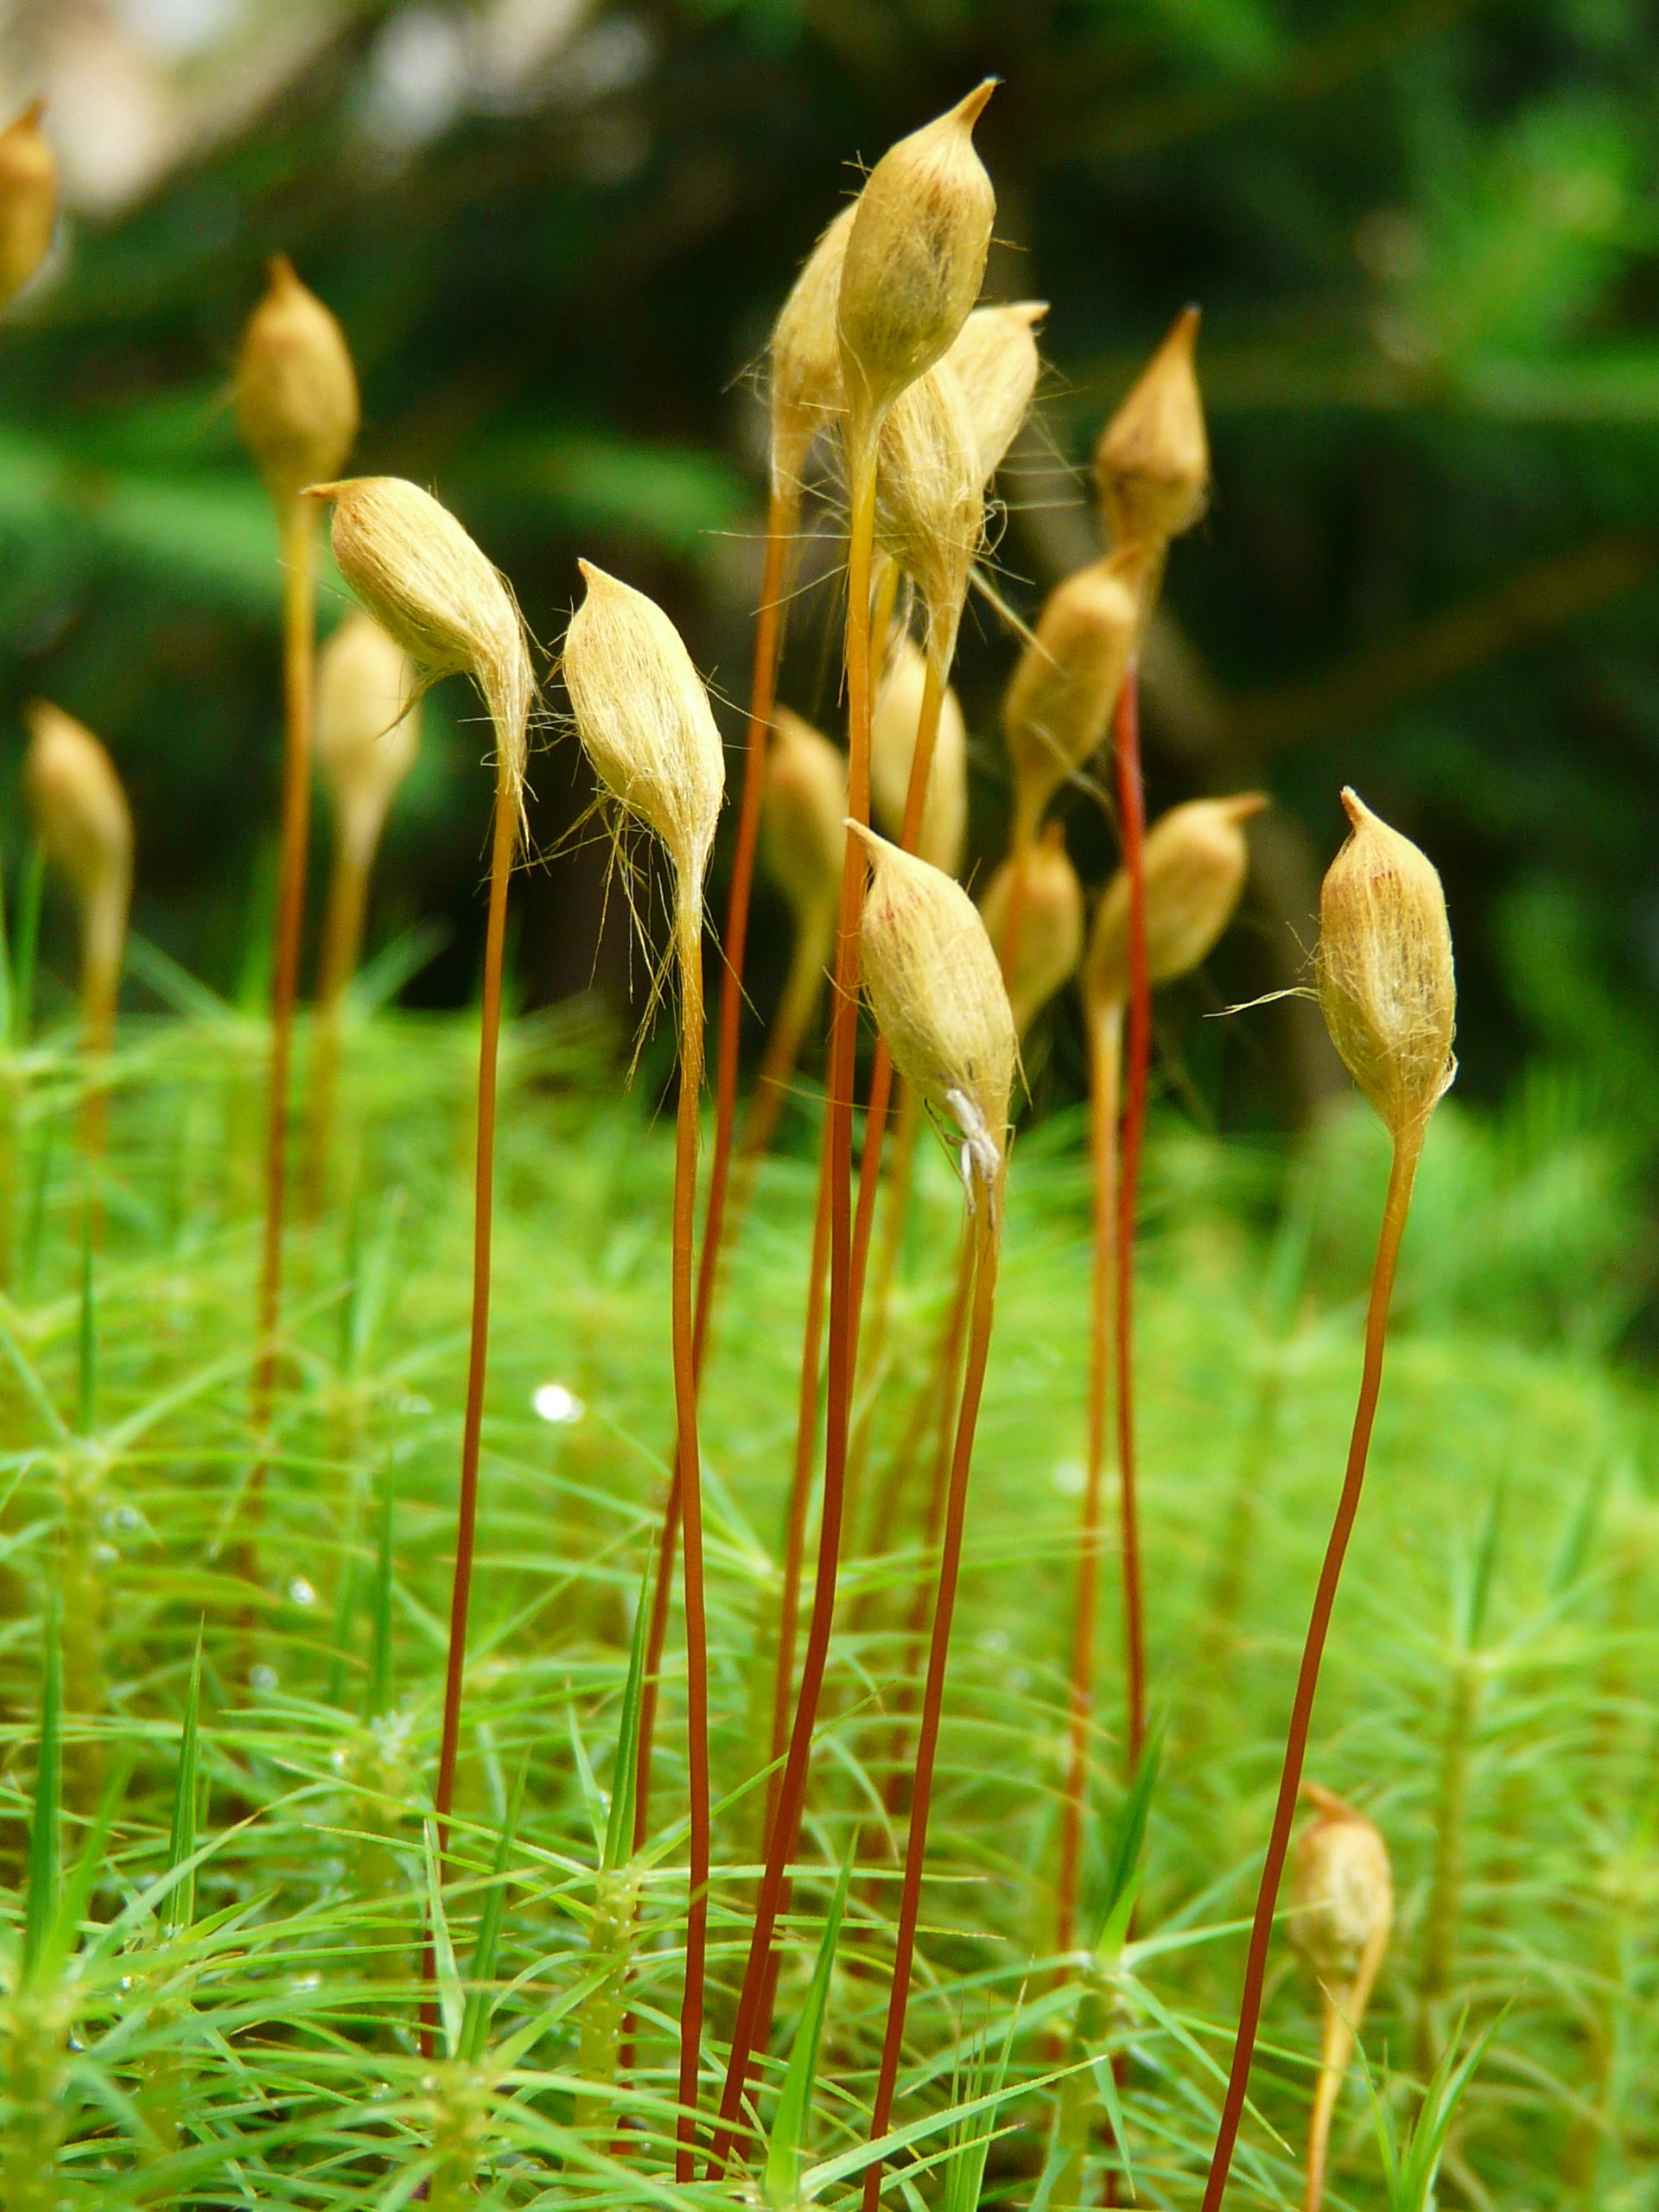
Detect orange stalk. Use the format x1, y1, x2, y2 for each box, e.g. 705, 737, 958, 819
708, 442, 879, 2175
1199, 1135, 1421, 2209
1056, 996, 1122, 1952
693, 483, 795, 1376
431, 781, 517, 1833
631, 486, 794, 1859
861, 1198, 1000, 2211
766, 1147, 832, 1831
1110, 664, 1150, 1772
670, 894, 711, 2179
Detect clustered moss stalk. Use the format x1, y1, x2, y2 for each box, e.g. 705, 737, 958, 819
1199, 1132, 1423, 2208
432, 780, 517, 1840
668, 887, 712, 2175
709, 442, 881, 2168
632, 494, 795, 1852
1109, 664, 1151, 1776
1055, 995, 1120, 1951
692, 480, 796, 1372
861, 1193, 1001, 2211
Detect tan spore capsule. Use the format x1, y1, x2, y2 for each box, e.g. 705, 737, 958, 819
1084, 792, 1267, 1011
945, 300, 1046, 486
1292, 1781, 1394, 2212
762, 706, 846, 922
315, 610, 422, 868
1316, 788, 1455, 1144
1002, 548, 1147, 842
1094, 305, 1208, 554
23, 700, 132, 1045
769, 202, 856, 494
1290, 1783, 1393, 1986
849, 823, 1014, 1198
874, 359, 984, 653
237, 257, 359, 504
563, 561, 725, 899
871, 630, 967, 874
837, 82, 998, 447
979, 822, 1083, 1038
0, 101, 56, 312
308, 476, 531, 829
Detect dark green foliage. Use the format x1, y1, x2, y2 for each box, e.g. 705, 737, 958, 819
3, 0, 1658, 1185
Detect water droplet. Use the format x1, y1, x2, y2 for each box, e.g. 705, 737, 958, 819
533, 1382, 584, 1425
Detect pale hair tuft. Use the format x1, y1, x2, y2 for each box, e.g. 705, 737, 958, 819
769, 202, 856, 495
308, 476, 531, 835
850, 822, 1014, 1201
945, 300, 1046, 486
874, 359, 984, 658
563, 561, 725, 899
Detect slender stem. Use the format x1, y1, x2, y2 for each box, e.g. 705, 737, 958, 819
861, 1200, 1001, 2212
632, 486, 796, 1853
671, 892, 710, 2180
432, 782, 516, 1831
856, 1205, 968, 1629
846, 1077, 922, 1531
877, 1224, 974, 1826
766, 1142, 833, 1838
303, 830, 372, 1215
420, 780, 515, 2060
708, 440, 879, 2175
1111, 665, 1151, 1776
693, 483, 795, 1377
1199, 1134, 1422, 2211
1056, 996, 1122, 1953
246, 494, 318, 1574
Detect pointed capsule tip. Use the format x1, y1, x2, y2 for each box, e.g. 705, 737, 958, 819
956, 79, 998, 129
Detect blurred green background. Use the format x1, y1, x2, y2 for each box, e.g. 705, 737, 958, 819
2, 0, 1657, 1152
